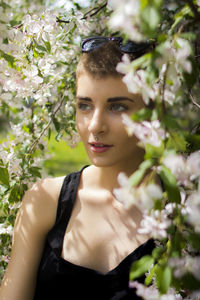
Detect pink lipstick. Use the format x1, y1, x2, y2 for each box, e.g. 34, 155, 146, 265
89, 142, 113, 153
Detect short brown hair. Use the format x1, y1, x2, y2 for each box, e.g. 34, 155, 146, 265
75, 39, 155, 109
76, 39, 154, 81
76, 41, 124, 80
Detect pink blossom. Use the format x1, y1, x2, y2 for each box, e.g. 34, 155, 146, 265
108, 0, 145, 42
130, 281, 159, 300
163, 151, 200, 187
130, 281, 182, 300
163, 153, 188, 185
117, 55, 156, 105
138, 210, 171, 239
113, 172, 162, 211
113, 172, 135, 209
169, 255, 200, 281
122, 114, 166, 147
186, 151, 200, 180
185, 191, 200, 233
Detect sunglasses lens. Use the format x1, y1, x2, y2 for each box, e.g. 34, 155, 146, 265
120, 41, 150, 53
81, 37, 152, 55
82, 37, 108, 52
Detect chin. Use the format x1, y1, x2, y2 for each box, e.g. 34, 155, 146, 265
88, 157, 120, 168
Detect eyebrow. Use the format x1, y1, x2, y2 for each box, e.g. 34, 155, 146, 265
76, 96, 135, 102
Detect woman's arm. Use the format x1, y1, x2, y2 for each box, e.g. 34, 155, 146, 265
0, 176, 64, 300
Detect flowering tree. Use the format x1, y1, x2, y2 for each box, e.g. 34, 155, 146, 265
0, 0, 200, 299
0, 0, 110, 279
108, 0, 200, 299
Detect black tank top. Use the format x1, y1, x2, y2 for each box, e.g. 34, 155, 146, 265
34, 166, 155, 300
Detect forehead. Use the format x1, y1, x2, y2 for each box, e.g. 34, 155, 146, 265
76, 72, 131, 98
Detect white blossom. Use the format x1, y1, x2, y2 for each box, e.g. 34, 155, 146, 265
138, 210, 171, 239
163, 153, 188, 185
63, 131, 81, 148
108, 0, 145, 42
169, 255, 200, 281
155, 38, 192, 105
186, 290, 200, 300
113, 172, 135, 209
185, 191, 200, 233
65, 102, 75, 116
122, 114, 166, 147
186, 151, 200, 180
130, 281, 182, 300
113, 172, 162, 211
163, 151, 200, 187
0, 224, 13, 236
130, 281, 159, 300
156, 38, 192, 74
117, 54, 157, 105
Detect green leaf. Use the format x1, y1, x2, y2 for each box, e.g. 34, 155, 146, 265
145, 142, 165, 159
156, 265, 172, 294
171, 5, 191, 31
145, 264, 157, 286
131, 108, 152, 122
0, 50, 15, 67
167, 132, 188, 152
140, 0, 148, 9
29, 167, 41, 178
152, 245, 166, 260
183, 57, 198, 88
0, 166, 10, 187
141, 3, 162, 38
44, 41, 51, 53
186, 132, 200, 152
158, 165, 181, 203
8, 184, 20, 204
170, 231, 185, 256
129, 159, 154, 186
162, 115, 181, 131
130, 255, 154, 281
53, 117, 60, 132
186, 232, 200, 251
38, 143, 45, 151
33, 39, 47, 53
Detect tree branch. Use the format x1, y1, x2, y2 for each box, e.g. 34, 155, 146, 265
187, 0, 200, 23
28, 95, 66, 156
56, 17, 70, 24
188, 90, 200, 109
56, 2, 107, 24
80, 1, 107, 20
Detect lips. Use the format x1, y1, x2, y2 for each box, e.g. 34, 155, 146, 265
89, 142, 113, 153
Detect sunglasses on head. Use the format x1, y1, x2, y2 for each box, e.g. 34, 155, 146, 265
81, 36, 152, 54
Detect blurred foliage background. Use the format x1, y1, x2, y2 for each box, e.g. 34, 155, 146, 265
0, 127, 90, 177
44, 135, 90, 176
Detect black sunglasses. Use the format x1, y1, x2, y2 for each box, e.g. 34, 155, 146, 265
81, 36, 152, 54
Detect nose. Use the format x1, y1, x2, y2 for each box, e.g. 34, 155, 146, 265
88, 108, 108, 136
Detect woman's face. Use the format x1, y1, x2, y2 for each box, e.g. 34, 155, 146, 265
76, 71, 145, 169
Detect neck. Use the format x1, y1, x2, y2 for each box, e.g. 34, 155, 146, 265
86, 152, 144, 192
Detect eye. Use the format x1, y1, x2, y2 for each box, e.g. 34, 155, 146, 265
110, 103, 129, 112
77, 102, 92, 111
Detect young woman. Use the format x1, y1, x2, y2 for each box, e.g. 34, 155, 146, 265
0, 37, 155, 300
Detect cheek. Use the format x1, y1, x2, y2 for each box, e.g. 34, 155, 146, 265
117, 125, 138, 148
76, 113, 88, 140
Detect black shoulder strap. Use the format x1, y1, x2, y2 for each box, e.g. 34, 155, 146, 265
47, 166, 88, 255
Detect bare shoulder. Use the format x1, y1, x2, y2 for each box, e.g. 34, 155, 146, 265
0, 176, 66, 300
15, 175, 66, 235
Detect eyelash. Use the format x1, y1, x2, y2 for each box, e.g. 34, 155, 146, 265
77, 103, 129, 112
110, 103, 129, 112
77, 103, 91, 111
